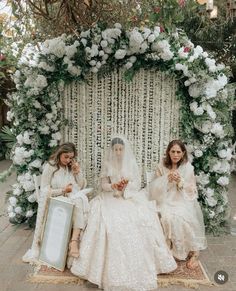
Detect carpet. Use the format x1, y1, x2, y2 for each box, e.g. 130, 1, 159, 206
158, 260, 215, 289
28, 260, 214, 289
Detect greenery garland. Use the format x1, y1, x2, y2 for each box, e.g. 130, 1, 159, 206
5, 23, 234, 233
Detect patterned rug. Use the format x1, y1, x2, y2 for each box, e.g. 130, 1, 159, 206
28, 260, 214, 289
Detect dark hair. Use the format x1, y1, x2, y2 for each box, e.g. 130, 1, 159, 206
111, 137, 124, 147
163, 140, 188, 169
49, 142, 77, 174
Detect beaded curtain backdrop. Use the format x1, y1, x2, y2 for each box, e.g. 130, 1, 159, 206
62, 68, 180, 188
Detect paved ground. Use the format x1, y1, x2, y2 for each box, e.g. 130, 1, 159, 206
0, 159, 236, 291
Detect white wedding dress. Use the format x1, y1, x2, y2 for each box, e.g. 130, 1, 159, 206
71, 137, 177, 291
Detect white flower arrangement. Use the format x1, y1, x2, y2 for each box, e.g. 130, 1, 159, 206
6, 23, 233, 233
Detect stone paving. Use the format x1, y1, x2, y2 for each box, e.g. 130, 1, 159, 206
0, 160, 236, 291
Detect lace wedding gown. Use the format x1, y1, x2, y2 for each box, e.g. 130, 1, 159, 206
71, 171, 177, 291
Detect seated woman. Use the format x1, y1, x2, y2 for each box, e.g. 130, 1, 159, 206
70, 136, 177, 291
150, 140, 207, 269
22, 142, 88, 263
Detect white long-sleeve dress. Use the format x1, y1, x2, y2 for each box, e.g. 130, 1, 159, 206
22, 162, 88, 264
149, 161, 207, 260
70, 170, 177, 291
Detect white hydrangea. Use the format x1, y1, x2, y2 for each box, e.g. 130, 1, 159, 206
114, 49, 127, 60
217, 176, 229, 186
13, 147, 34, 165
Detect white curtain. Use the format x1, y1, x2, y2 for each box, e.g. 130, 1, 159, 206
61, 68, 180, 189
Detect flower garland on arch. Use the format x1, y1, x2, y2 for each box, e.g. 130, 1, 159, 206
5, 23, 233, 233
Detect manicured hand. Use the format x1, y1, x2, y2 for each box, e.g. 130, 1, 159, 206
71, 160, 80, 174
63, 183, 73, 196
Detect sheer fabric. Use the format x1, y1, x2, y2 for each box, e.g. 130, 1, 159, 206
22, 162, 87, 264
149, 161, 207, 260
71, 136, 177, 291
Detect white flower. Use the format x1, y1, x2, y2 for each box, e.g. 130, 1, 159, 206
209, 210, 215, 218
114, 49, 127, 59
188, 83, 202, 98
13, 187, 22, 196
114, 23, 122, 29
29, 159, 42, 168
100, 40, 108, 48
205, 57, 216, 72
211, 123, 224, 138
9, 197, 17, 206
9, 212, 16, 218
7, 111, 14, 121
28, 194, 36, 203
193, 107, 204, 116
65, 44, 77, 58
206, 188, 214, 197
218, 149, 227, 159
196, 172, 209, 185
39, 125, 50, 134
67, 65, 81, 76
147, 34, 155, 43
129, 29, 144, 53
194, 149, 203, 157
206, 196, 217, 207
33, 100, 41, 109
178, 47, 188, 59
7, 205, 13, 212
200, 121, 212, 134
26, 210, 34, 218
124, 62, 133, 69
15, 206, 22, 214
217, 176, 229, 186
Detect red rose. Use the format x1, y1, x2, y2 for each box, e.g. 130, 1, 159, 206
184, 47, 191, 53
0, 54, 6, 61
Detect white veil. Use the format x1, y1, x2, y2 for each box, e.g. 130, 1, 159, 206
100, 135, 140, 184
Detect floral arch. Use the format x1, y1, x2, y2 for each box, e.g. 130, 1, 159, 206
6, 24, 233, 233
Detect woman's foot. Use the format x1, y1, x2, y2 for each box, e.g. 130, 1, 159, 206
69, 240, 80, 258
186, 252, 199, 269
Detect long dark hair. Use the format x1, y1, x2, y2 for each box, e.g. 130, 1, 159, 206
163, 140, 188, 169
48, 142, 77, 175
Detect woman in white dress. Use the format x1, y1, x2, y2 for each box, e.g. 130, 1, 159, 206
70, 136, 177, 291
22, 143, 88, 263
150, 140, 207, 269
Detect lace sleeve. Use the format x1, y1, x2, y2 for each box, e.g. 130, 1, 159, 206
101, 177, 113, 192
41, 163, 63, 197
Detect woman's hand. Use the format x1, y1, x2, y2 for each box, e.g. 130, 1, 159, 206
116, 178, 129, 191
172, 171, 181, 183
71, 160, 80, 175
63, 183, 73, 196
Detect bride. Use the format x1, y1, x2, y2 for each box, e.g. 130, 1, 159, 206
70, 135, 177, 291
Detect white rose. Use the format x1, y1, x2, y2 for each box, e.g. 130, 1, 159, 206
217, 176, 229, 186
194, 149, 203, 157
114, 49, 126, 60
15, 206, 22, 214
26, 210, 34, 218
9, 197, 17, 206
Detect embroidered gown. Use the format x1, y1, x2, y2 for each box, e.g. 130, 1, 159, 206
70, 166, 177, 291
150, 161, 207, 260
